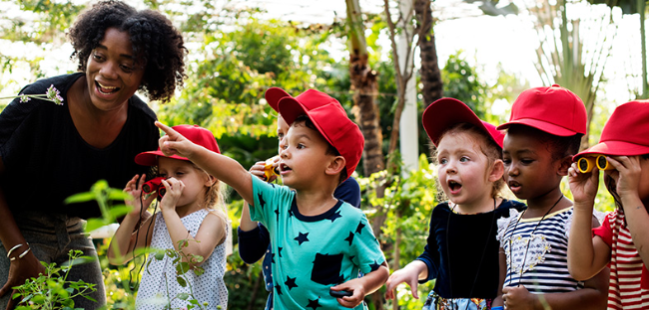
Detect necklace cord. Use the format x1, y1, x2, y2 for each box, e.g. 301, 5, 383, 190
506, 194, 564, 287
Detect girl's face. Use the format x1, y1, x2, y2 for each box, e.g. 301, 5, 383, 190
158, 157, 213, 209
502, 130, 564, 200
277, 114, 289, 153
436, 131, 500, 210
604, 156, 649, 206
85, 27, 144, 112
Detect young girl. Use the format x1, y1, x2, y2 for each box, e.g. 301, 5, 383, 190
568, 100, 649, 309
108, 125, 229, 309
385, 98, 525, 310
493, 85, 607, 310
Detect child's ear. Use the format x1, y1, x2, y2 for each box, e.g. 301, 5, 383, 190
325, 156, 346, 177
488, 159, 505, 182
557, 155, 573, 176
204, 175, 217, 187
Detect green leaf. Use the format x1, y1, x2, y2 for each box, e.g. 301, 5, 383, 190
176, 276, 187, 287
107, 189, 130, 201
84, 218, 108, 233
193, 267, 205, 277
154, 251, 165, 261
107, 206, 132, 219
82, 295, 97, 302
176, 292, 189, 300
176, 262, 190, 275
64, 192, 95, 204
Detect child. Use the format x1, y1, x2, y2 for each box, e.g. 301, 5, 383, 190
237, 87, 362, 310
108, 125, 229, 309
493, 85, 607, 310
155, 89, 389, 309
385, 98, 525, 309
568, 100, 649, 309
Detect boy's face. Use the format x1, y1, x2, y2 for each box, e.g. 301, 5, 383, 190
436, 131, 495, 208
278, 123, 336, 190
502, 129, 564, 200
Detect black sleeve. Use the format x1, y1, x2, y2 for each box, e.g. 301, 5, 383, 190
237, 223, 271, 264
333, 176, 361, 208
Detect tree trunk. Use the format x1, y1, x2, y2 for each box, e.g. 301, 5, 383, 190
415, 0, 443, 106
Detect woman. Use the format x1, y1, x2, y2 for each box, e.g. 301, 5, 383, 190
0, 1, 186, 309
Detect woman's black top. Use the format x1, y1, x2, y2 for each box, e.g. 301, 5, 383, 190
0, 73, 159, 219
416, 199, 526, 299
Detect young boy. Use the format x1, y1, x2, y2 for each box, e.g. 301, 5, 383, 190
492, 85, 608, 310
238, 87, 362, 310
156, 89, 388, 309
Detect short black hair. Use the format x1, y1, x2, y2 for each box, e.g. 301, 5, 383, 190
68, 0, 186, 103
292, 115, 348, 184
507, 124, 583, 161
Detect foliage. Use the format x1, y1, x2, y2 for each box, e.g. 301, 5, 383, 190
441, 51, 487, 118
11, 250, 97, 310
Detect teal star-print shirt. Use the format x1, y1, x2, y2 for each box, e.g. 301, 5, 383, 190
249, 176, 385, 310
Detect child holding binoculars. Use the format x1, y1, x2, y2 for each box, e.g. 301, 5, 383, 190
238, 87, 362, 309
568, 100, 649, 309
107, 125, 229, 309
493, 85, 608, 310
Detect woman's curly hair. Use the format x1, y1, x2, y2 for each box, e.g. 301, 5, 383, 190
68, 0, 186, 103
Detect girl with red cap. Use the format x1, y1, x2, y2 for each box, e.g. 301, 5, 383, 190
385, 98, 525, 309
107, 125, 229, 309
493, 85, 608, 310
568, 101, 649, 309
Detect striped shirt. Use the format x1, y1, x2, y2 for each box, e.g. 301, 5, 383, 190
593, 210, 649, 309
497, 207, 583, 293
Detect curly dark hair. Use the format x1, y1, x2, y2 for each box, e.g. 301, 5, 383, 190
68, 0, 186, 103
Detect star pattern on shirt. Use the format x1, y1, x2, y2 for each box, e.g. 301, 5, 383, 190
288, 209, 294, 217
370, 260, 381, 272
258, 193, 266, 209
355, 221, 365, 234
306, 298, 322, 310
295, 232, 309, 245
275, 208, 280, 221
278, 247, 283, 257
270, 252, 276, 264
285, 276, 298, 290
344, 232, 355, 245
275, 284, 282, 295
326, 210, 342, 223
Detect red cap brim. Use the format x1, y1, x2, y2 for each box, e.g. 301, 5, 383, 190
497, 118, 578, 137
265, 87, 291, 112
134, 150, 189, 166
573, 140, 649, 160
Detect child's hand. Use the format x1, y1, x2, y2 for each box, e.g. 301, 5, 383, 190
385, 267, 420, 300
330, 278, 366, 308
249, 158, 279, 182
155, 122, 199, 159
502, 286, 538, 310
124, 174, 156, 217
605, 155, 642, 198
160, 177, 184, 213
567, 162, 599, 206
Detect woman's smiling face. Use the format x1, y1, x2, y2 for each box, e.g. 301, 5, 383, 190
85, 27, 144, 111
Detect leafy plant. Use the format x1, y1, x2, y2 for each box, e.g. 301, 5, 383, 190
11, 250, 97, 310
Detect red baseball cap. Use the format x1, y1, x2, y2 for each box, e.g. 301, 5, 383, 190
574, 100, 649, 159
265, 87, 291, 112
278, 89, 364, 180
497, 85, 587, 136
135, 125, 221, 166
422, 97, 505, 148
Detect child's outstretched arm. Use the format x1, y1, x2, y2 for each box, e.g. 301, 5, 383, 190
567, 163, 611, 280
156, 122, 253, 203
607, 155, 649, 268
330, 262, 389, 308
384, 260, 428, 300
108, 174, 157, 265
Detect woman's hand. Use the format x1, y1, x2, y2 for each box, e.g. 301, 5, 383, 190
160, 178, 184, 213
124, 174, 156, 217
385, 264, 422, 300
155, 122, 200, 160
568, 162, 599, 207
0, 249, 46, 310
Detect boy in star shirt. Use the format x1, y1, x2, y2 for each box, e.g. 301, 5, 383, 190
155, 89, 388, 309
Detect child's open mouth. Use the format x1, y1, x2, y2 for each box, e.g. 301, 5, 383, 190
95, 81, 120, 95
508, 181, 522, 193
448, 180, 462, 194
279, 163, 292, 175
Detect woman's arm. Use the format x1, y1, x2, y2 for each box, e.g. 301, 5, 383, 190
0, 157, 47, 310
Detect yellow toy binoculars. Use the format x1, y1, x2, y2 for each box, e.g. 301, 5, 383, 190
263, 156, 280, 181
577, 155, 614, 173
